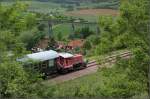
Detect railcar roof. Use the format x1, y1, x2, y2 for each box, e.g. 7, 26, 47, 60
18, 50, 58, 62
59, 53, 73, 58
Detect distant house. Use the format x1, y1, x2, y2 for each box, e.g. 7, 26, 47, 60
56, 39, 84, 51
56, 41, 66, 50
66, 39, 84, 50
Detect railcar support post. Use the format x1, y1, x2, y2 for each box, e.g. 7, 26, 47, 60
48, 20, 53, 39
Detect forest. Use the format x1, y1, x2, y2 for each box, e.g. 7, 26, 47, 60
0, 0, 150, 98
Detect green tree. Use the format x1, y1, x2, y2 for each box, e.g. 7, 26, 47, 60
80, 27, 94, 39
83, 40, 92, 50
0, 61, 28, 97
95, 0, 150, 97
0, 2, 45, 98
57, 32, 63, 41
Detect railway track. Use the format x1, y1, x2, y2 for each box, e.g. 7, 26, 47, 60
46, 51, 132, 83
87, 51, 132, 67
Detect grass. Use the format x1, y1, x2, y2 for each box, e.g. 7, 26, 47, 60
52, 23, 72, 39
1, 1, 66, 14
44, 69, 105, 97
50, 23, 98, 40
27, 1, 66, 14
78, 0, 119, 9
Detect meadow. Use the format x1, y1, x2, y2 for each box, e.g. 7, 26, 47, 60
45, 70, 105, 97
41, 22, 99, 40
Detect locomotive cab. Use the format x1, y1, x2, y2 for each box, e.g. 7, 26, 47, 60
56, 53, 74, 70
56, 53, 87, 73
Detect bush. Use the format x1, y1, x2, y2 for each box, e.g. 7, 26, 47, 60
86, 35, 100, 45
66, 5, 74, 11
20, 29, 46, 50
69, 27, 94, 39
95, 37, 113, 55
0, 60, 45, 98
83, 40, 92, 50
113, 32, 149, 50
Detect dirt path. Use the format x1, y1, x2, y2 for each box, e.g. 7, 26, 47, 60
65, 9, 119, 16
48, 64, 98, 84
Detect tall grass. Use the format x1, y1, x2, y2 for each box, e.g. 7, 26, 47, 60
44, 70, 105, 97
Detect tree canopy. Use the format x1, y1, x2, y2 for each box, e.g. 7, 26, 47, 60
94, 0, 150, 97
0, 2, 44, 98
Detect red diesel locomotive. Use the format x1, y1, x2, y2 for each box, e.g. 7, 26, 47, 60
56, 53, 87, 73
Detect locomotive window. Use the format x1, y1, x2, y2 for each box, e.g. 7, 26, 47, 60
49, 60, 54, 67
42, 61, 47, 68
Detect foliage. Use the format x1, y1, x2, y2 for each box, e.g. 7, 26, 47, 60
0, 59, 45, 98
95, 31, 113, 55
57, 32, 63, 41
94, 0, 150, 97
112, 32, 149, 50
0, 61, 28, 97
108, 46, 150, 97
87, 35, 100, 45
0, 2, 46, 98
98, 67, 146, 98
37, 23, 46, 31
22, 31, 46, 50
80, 27, 94, 39
46, 37, 57, 50
83, 40, 92, 50
0, 2, 36, 35
69, 27, 94, 39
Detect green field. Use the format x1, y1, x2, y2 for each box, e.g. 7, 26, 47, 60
52, 24, 72, 39
1, 1, 66, 13
28, 1, 66, 13
41, 23, 99, 40
76, 0, 119, 9
45, 70, 105, 97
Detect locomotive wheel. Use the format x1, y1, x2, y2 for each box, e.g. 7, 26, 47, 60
73, 63, 86, 70
58, 69, 68, 74
83, 63, 87, 68
80, 64, 86, 69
